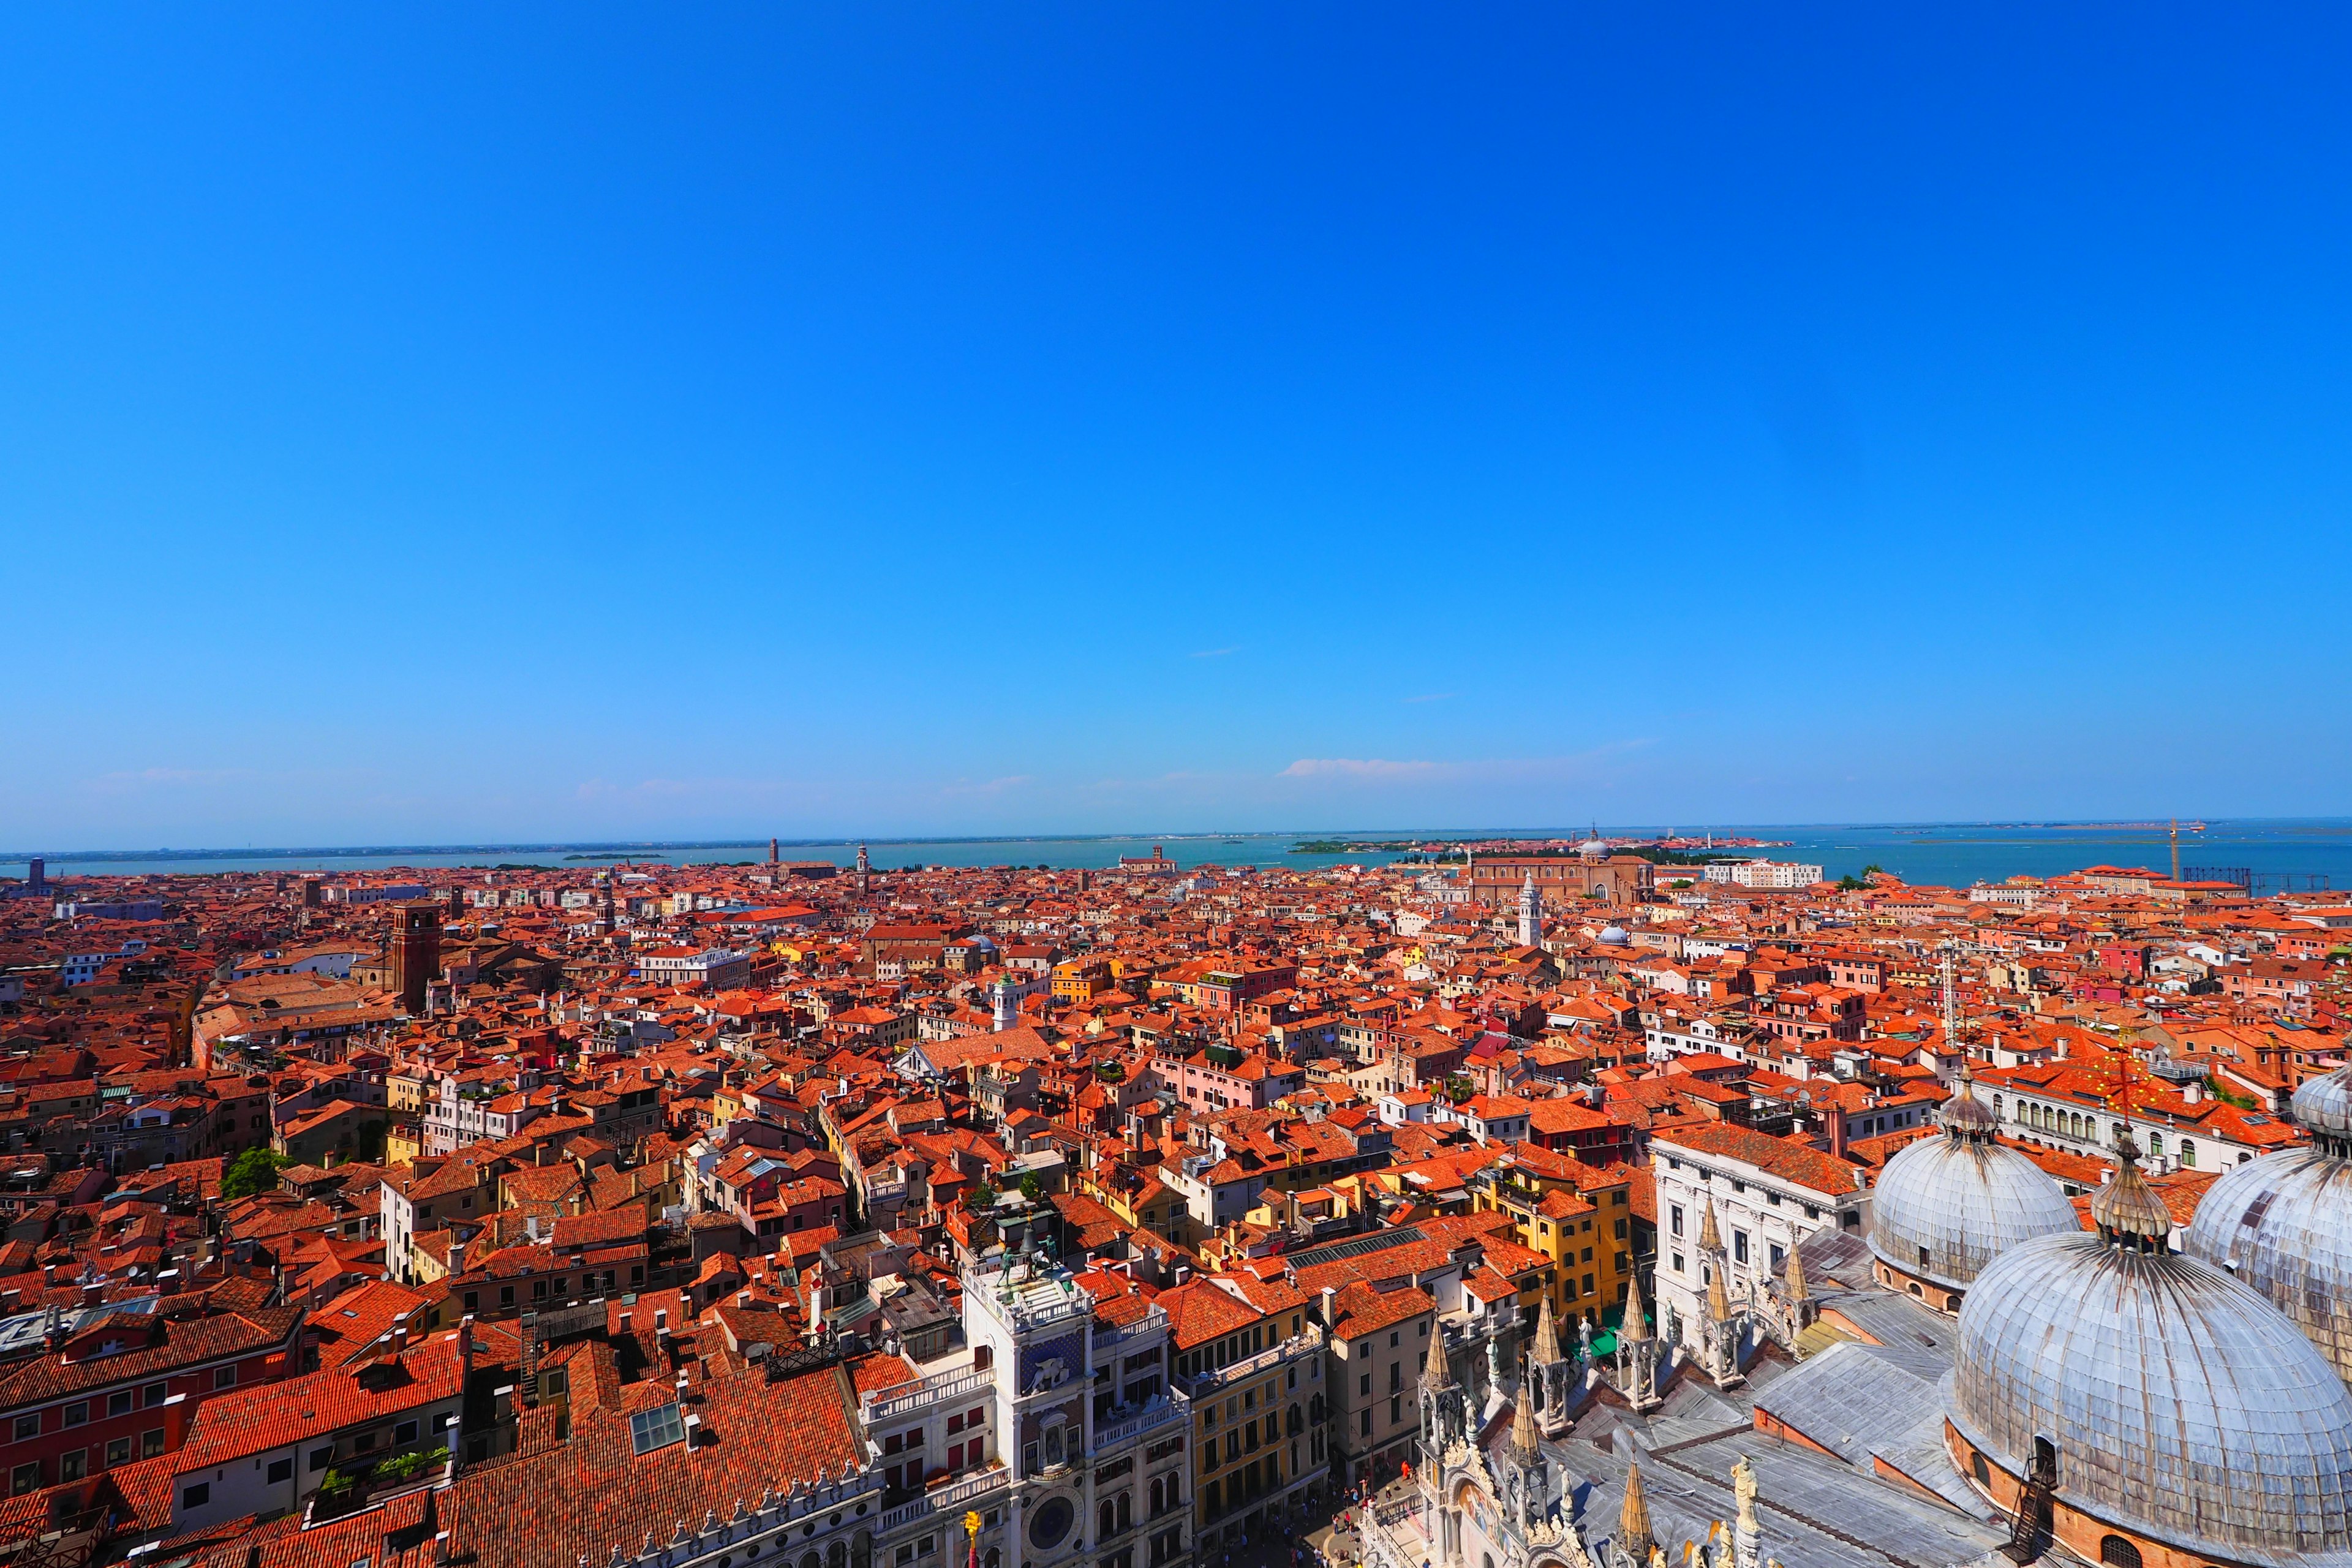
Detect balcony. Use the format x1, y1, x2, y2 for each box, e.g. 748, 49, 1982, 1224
1091, 1389, 1189, 1453
1094, 1305, 1171, 1357
1178, 1325, 1323, 1396
876, 1463, 1010, 1534
864, 1363, 993, 1427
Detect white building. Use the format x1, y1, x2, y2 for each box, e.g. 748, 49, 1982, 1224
1649, 1126, 1866, 1359
1705, 859, 1826, 889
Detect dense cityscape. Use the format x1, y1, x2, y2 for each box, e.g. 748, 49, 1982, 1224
0, 833, 2343, 1568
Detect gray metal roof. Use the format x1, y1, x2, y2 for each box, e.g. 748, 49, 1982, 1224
1558, 1425, 2010, 1568
1750, 1341, 1992, 1521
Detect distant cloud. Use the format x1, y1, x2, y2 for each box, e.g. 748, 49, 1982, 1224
1402, 693, 1454, 704
1279, 741, 1656, 785
89, 767, 245, 789
1189, 647, 1238, 659
1280, 758, 1441, 778
940, 775, 1032, 797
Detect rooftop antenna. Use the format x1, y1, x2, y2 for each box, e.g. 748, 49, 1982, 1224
2170, 818, 2180, 883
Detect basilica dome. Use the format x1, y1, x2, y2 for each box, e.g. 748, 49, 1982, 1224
1950, 1142, 2352, 1567
2181, 1065, 2352, 1384
1868, 1073, 2075, 1298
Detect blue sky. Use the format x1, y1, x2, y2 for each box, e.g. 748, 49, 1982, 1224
6, 6, 2351, 847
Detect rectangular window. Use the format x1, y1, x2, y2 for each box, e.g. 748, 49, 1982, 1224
181, 1482, 209, 1510
310, 1446, 334, 1471
107, 1392, 133, 1418
143, 1430, 165, 1458
266, 1457, 293, 1483
213, 1367, 237, 1390
144, 1384, 167, 1408
63, 1403, 88, 1428
11, 1415, 36, 1442
395, 1420, 418, 1446
10, 1463, 36, 1496
1733, 1232, 1749, 1264
59, 1453, 83, 1483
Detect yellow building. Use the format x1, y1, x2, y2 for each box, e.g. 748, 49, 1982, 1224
1471, 1144, 1635, 1329
1161, 1276, 1328, 1548
383, 1123, 426, 1168
1052, 957, 1113, 1004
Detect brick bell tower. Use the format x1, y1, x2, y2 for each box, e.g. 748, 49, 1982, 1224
391, 900, 442, 1016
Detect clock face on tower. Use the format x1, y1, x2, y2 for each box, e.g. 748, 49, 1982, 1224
1028, 1497, 1074, 1551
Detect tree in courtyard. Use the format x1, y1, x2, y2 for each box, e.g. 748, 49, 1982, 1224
221, 1147, 292, 1200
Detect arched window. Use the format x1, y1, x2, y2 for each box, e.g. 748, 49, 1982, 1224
1971, 1452, 1991, 1487
827, 1542, 847, 1568
853, 1534, 871, 1568
2100, 1536, 2143, 1568
2147, 1133, 2163, 1159
1101, 1502, 1117, 1540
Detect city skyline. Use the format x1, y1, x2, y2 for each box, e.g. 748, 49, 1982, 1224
9, 6, 2351, 842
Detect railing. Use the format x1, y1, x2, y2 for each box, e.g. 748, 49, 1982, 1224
1093, 1389, 1189, 1452
878, 1464, 1010, 1534
1095, 1305, 1171, 1355
1180, 1326, 1323, 1394
865, 1363, 993, 1425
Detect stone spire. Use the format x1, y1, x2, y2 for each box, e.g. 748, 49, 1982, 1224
1698, 1194, 1723, 1253
1511, 1382, 1542, 1460
1619, 1464, 1655, 1566
1532, 1292, 1565, 1365
1620, 1265, 1650, 1343
1783, 1244, 1808, 1306
1707, 1259, 1732, 1327
1424, 1323, 1455, 1387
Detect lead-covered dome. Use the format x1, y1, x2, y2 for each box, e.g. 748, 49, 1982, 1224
2182, 1065, 2352, 1384
1951, 1142, 2352, 1567
1868, 1071, 2075, 1293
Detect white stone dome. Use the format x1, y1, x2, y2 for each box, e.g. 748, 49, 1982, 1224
1597, 925, 1629, 946
1951, 1153, 2352, 1567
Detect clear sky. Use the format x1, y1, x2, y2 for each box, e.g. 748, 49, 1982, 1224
7, 6, 2351, 848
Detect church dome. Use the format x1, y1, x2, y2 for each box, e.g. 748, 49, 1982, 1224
1597, 925, 1630, 946
2182, 1066, 2352, 1385
1951, 1144, 2352, 1567
1577, 836, 1608, 858
2294, 1064, 2352, 1144
1868, 1077, 2075, 1294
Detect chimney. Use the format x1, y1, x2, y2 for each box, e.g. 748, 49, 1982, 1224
2184, 1079, 2205, 1105
1827, 1102, 1849, 1162
1319, 1286, 1337, 1327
